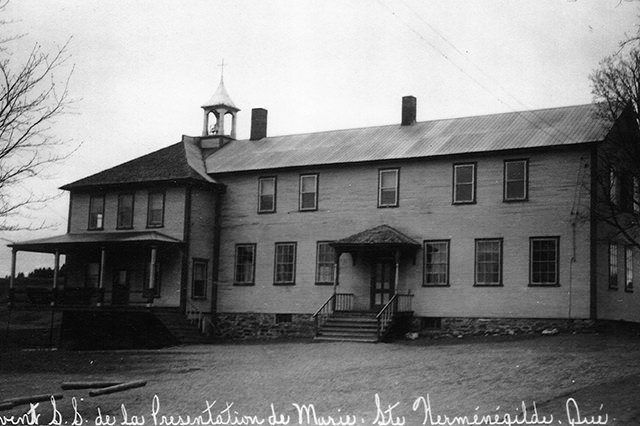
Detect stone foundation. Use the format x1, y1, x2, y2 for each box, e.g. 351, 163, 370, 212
213, 313, 315, 340
418, 317, 596, 337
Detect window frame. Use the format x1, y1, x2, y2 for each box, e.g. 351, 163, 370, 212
234, 243, 257, 286
625, 246, 634, 293
258, 176, 277, 214
529, 237, 560, 286
423, 240, 450, 287
315, 241, 335, 285
88, 194, 105, 230
609, 243, 618, 290
503, 159, 529, 202
116, 193, 135, 230
191, 259, 208, 299
299, 174, 319, 212
146, 191, 165, 228
273, 242, 297, 286
377, 168, 400, 208
474, 238, 503, 286
452, 163, 477, 204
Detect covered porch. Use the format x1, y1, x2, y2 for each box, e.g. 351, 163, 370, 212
313, 225, 420, 341
7, 231, 184, 309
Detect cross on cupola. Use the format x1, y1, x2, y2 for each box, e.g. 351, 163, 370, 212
201, 60, 239, 139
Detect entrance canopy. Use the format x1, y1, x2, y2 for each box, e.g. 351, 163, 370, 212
331, 224, 420, 254
9, 231, 184, 254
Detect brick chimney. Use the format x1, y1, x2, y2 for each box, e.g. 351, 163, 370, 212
401, 96, 416, 126
250, 108, 268, 140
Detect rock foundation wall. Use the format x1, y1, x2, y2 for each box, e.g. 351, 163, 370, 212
213, 313, 314, 339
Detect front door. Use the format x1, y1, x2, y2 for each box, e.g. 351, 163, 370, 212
112, 269, 130, 305
370, 257, 395, 311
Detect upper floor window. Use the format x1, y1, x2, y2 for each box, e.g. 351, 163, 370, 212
475, 238, 502, 286
378, 168, 399, 207
88, 195, 105, 230
274, 242, 296, 285
423, 240, 449, 286
192, 259, 208, 299
258, 177, 276, 213
530, 237, 559, 286
299, 174, 318, 211
117, 193, 134, 229
504, 160, 528, 201
234, 244, 256, 285
316, 242, 335, 284
453, 163, 476, 204
147, 192, 165, 228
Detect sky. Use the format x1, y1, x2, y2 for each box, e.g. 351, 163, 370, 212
0, 0, 638, 275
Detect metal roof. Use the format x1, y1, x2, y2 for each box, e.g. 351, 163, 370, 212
206, 104, 610, 173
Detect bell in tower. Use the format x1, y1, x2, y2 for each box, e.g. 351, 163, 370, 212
201, 62, 239, 139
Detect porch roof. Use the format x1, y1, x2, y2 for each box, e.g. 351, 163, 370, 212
331, 225, 420, 252
8, 231, 183, 253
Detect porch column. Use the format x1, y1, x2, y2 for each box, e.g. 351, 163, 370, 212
52, 250, 60, 306
332, 250, 341, 311
147, 246, 157, 306
8, 248, 16, 306
394, 249, 400, 296
97, 247, 106, 306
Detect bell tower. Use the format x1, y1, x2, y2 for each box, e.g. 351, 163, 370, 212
201, 60, 239, 139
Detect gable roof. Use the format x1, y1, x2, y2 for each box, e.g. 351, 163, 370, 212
61, 139, 218, 190
206, 103, 611, 174
332, 225, 420, 249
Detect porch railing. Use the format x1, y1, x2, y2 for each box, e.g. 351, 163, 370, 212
312, 293, 354, 336
185, 300, 215, 335
376, 292, 414, 339
8, 287, 155, 308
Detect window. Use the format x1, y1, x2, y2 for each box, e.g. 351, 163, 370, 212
144, 262, 161, 297
423, 240, 449, 286
475, 239, 502, 286
274, 242, 296, 285
85, 263, 100, 288
275, 313, 292, 324
609, 168, 618, 204
117, 193, 134, 229
88, 195, 105, 230
504, 160, 528, 201
530, 237, 559, 286
609, 243, 618, 290
453, 163, 476, 204
258, 177, 276, 213
147, 192, 165, 228
234, 244, 256, 285
316, 242, 335, 284
192, 260, 208, 299
626, 247, 633, 292
299, 174, 318, 211
378, 169, 399, 207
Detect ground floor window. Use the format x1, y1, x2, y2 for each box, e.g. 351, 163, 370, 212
274, 242, 296, 285
192, 259, 208, 299
234, 244, 256, 285
475, 239, 502, 286
609, 243, 618, 290
423, 240, 449, 286
530, 237, 559, 286
85, 262, 100, 287
315, 242, 335, 284
625, 247, 633, 292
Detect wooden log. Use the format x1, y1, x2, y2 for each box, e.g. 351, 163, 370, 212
61, 381, 123, 390
1, 393, 63, 406
88, 380, 146, 397
0, 402, 15, 411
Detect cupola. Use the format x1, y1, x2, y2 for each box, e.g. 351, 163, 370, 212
201, 72, 240, 139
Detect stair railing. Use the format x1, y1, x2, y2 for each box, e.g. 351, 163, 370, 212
312, 293, 354, 336
376, 292, 413, 339
185, 300, 215, 336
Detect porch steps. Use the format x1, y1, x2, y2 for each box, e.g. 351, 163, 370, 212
153, 311, 210, 345
315, 312, 379, 343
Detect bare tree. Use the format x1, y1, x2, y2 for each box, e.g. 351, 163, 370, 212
0, 3, 75, 231
589, 40, 640, 248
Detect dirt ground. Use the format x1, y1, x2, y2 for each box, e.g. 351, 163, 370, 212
0, 333, 639, 425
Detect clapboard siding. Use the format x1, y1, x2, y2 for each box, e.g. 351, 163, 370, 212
68, 186, 186, 240
214, 147, 592, 318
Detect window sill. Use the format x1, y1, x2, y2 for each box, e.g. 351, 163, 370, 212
452, 200, 476, 205
315, 282, 334, 286
473, 283, 503, 287
273, 282, 295, 286
608, 287, 619, 291
258, 210, 276, 215
422, 284, 450, 287
625, 288, 634, 293
377, 204, 399, 208
87, 228, 104, 231
146, 224, 164, 229
503, 198, 528, 203
116, 227, 134, 230
299, 208, 318, 212
528, 283, 560, 287
191, 296, 207, 300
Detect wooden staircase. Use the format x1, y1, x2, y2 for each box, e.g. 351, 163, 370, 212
153, 310, 211, 345
314, 312, 379, 342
